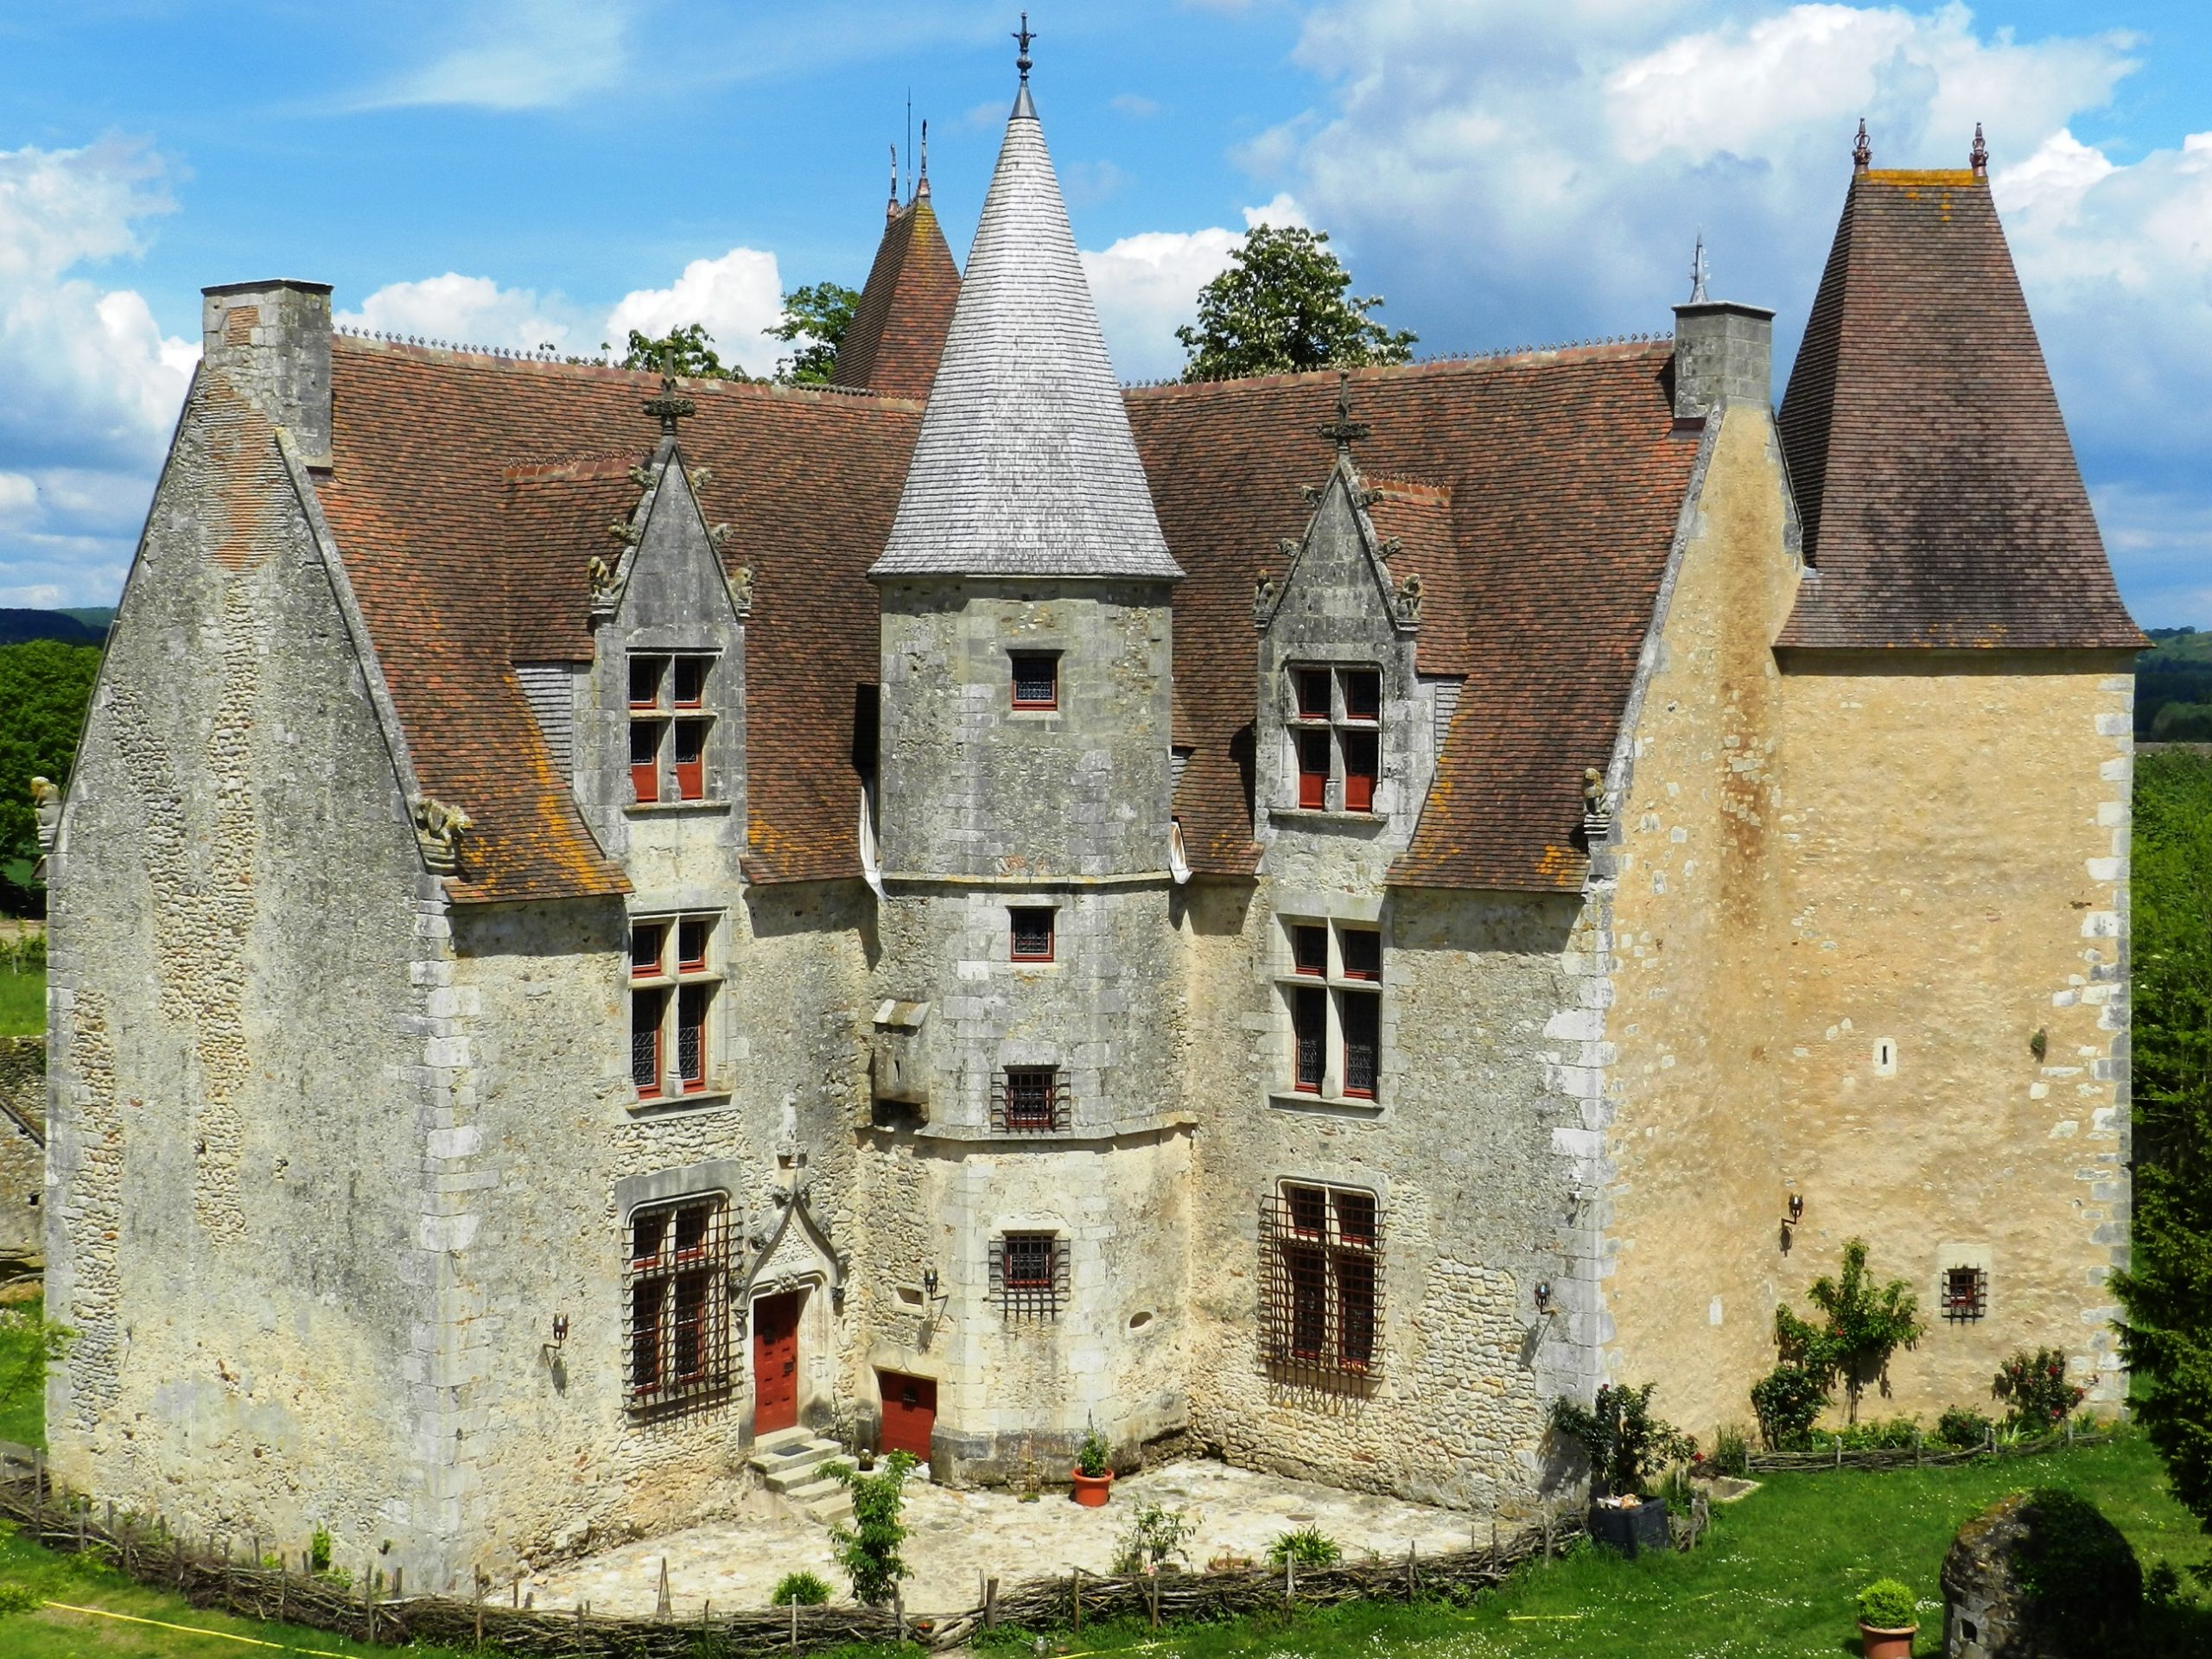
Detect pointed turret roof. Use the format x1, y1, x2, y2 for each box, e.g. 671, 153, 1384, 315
1777, 162, 2141, 650
830, 194, 960, 404
868, 82, 1180, 581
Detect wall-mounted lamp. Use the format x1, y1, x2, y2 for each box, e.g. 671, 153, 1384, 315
1787, 1192, 1804, 1226
922, 1267, 940, 1301
1533, 1281, 1553, 1317
550, 1313, 569, 1349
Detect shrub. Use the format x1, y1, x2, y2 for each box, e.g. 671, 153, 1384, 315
1113, 1501, 1197, 1575
309, 1524, 333, 1574
1077, 1421, 1111, 1479
823, 1450, 917, 1605
1993, 1348, 2088, 1433
1750, 1363, 1828, 1449
1775, 1237, 1924, 1423
1548, 1382, 1694, 1497
1855, 1578, 1917, 1629
770, 1570, 832, 1606
1267, 1526, 1341, 1569
1937, 1406, 1996, 1448
1829, 1414, 1920, 1451
1712, 1423, 1751, 1477
2013, 1488, 2142, 1647
0, 1580, 39, 1615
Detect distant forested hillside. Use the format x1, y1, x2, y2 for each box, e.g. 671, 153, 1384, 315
2141, 627, 2212, 741
0, 608, 105, 648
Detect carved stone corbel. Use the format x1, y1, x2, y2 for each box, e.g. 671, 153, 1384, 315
730, 565, 755, 619
1395, 570, 1424, 626
410, 794, 474, 875
29, 777, 60, 855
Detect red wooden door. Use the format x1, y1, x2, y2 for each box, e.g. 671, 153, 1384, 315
753, 1292, 801, 1433
878, 1370, 936, 1461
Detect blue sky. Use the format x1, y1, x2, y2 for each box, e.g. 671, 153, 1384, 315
1, 1, 2208, 626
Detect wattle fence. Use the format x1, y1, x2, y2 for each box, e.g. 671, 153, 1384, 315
1745, 1421, 2113, 1473
0, 1453, 1584, 1655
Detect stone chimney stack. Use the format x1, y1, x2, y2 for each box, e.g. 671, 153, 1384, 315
200, 280, 334, 465
1672, 298, 1776, 422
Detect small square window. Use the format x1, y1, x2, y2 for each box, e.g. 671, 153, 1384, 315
1292, 925, 1328, 977
1342, 670, 1381, 722
1942, 1266, 1987, 1322
677, 918, 710, 974
1003, 1231, 1055, 1289
1295, 670, 1332, 721
1011, 653, 1058, 710
629, 656, 667, 709
631, 923, 667, 978
1010, 907, 1055, 963
1340, 929, 1381, 982
671, 657, 708, 709
1003, 1066, 1058, 1133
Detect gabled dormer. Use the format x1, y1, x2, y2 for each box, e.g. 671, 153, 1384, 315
1253, 379, 1440, 860
573, 382, 752, 874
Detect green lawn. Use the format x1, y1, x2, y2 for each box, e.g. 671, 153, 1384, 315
0, 965, 41, 1038
0, 1298, 44, 1447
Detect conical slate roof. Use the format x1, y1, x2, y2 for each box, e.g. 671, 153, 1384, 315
1777, 168, 2140, 651
869, 92, 1180, 581
830, 195, 960, 403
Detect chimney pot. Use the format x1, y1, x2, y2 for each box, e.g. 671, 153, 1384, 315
200, 280, 335, 465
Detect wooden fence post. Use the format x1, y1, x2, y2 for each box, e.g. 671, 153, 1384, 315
985, 1575, 999, 1630
894, 1586, 905, 1644
789, 1593, 798, 1653
1542, 1505, 1554, 1560
1071, 1567, 1082, 1632
1285, 1553, 1295, 1604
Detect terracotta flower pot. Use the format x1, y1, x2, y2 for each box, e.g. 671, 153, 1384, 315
1858, 1620, 1916, 1659
1071, 1469, 1114, 1507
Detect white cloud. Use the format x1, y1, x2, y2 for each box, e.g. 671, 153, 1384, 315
0, 138, 194, 607
353, 0, 634, 111
604, 248, 785, 379
1109, 93, 1161, 119
338, 273, 574, 353
1080, 197, 1310, 381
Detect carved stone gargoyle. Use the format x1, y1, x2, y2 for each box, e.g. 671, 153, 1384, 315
411, 794, 474, 875
1252, 574, 1277, 630
1395, 570, 1424, 626
730, 565, 756, 619
1580, 766, 1613, 842
29, 776, 60, 854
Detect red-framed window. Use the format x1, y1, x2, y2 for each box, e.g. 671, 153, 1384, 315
671, 656, 708, 709
1295, 670, 1332, 721
1292, 925, 1328, 977
630, 655, 667, 709
1341, 729, 1378, 814
631, 922, 668, 978
1004, 1066, 1058, 1132
1011, 652, 1059, 710
626, 1195, 732, 1412
1342, 670, 1381, 723
1296, 730, 1330, 809
677, 917, 711, 974
1339, 928, 1381, 982
1010, 906, 1055, 963
677, 985, 710, 1091
673, 720, 709, 802
1291, 987, 1326, 1093
1261, 1182, 1382, 1381
630, 721, 664, 804
631, 988, 667, 1096
1341, 990, 1380, 1099
630, 913, 720, 1101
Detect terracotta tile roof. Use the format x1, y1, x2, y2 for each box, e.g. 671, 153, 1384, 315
317, 340, 918, 900
1777, 169, 2144, 651
1126, 346, 1701, 890
830, 197, 961, 403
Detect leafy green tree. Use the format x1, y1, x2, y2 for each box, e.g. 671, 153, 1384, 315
614, 322, 743, 380
822, 1450, 916, 1605
0, 640, 102, 881
1177, 225, 1416, 382
1774, 1236, 1923, 1423
2113, 751, 2212, 1533
766, 282, 860, 385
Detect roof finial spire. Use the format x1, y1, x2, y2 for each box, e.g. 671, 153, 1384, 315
643, 346, 696, 438
1318, 371, 1370, 459
1689, 233, 1709, 303
1970, 122, 1989, 178
917, 118, 931, 200
1853, 118, 1872, 174
887, 143, 900, 221
1014, 12, 1035, 81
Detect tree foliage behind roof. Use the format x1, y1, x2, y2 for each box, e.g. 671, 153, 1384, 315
766, 283, 860, 385
2113, 750, 2212, 1533
1177, 226, 1416, 383
615, 323, 753, 383
0, 639, 101, 876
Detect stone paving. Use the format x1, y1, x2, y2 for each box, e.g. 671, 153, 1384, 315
527, 1459, 1482, 1618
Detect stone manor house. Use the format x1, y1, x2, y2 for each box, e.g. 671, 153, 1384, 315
41, 56, 2142, 1590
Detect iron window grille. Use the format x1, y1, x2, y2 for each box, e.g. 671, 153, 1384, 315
626, 1194, 734, 1414
630, 914, 721, 1100
1341, 992, 1380, 1098
992, 1066, 1071, 1133
1010, 907, 1055, 963
1942, 1266, 1988, 1322
1291, 987, 1326, 1093
989, 1231, 1071, 1320
1010, 652, 1059, 710
1260, 1184, 1382, 1385
1284, 664, 1383, 815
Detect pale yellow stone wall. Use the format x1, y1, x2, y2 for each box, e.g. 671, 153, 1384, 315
1600, 397, 2134, 1437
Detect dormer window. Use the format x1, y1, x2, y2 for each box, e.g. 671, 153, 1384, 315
1011, 652, 1058, 711
629, 652, 716, 805
1285, 664, 1383, 815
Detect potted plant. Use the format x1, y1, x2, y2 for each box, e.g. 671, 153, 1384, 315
1071, 1421, 1114, 1507
1549, 1382, 1693, 1557
1855, 1578, 1918, 1658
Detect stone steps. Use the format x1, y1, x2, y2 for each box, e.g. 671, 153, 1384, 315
748, 1429, 855, 1527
